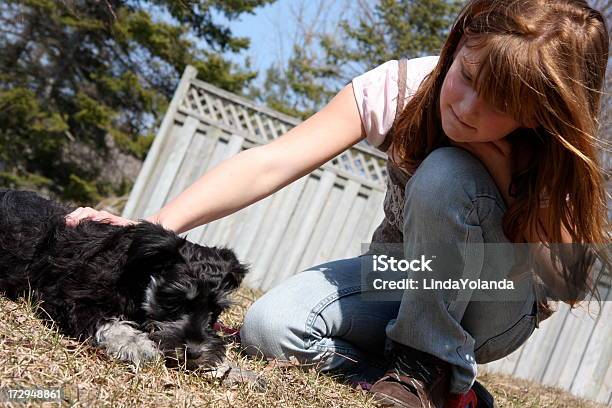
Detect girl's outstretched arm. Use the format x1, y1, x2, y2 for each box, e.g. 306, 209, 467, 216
66, 83, 365, 233
66, 84, 365, 232
144, 84, 366, 234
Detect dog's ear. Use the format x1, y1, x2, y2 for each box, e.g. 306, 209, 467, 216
124, 222, 185, 274
215, 247, 250, 291
180, 243, 249, 291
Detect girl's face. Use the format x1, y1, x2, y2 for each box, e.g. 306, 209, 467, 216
439, 41, 523, 143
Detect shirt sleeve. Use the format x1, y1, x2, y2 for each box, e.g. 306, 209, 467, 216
351, 56, 440, 149
351, 60, 399, 149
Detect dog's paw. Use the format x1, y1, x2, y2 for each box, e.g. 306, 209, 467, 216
112, 335, 163, 367
94, 318, 163, 367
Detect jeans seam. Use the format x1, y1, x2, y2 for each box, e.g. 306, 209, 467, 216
471, 194, 506, 220
454, 202, 482, 370
474, 313, 533, 351
304, 285, 363, 352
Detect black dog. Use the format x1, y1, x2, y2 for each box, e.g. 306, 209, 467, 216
0, 189, 250, 370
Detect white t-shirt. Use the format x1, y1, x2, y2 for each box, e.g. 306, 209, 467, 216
351, 56, 440, 149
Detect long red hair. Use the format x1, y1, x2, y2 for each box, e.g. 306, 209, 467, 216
387, 0, 610, 310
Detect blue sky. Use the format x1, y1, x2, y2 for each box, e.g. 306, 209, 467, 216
211, 0, 354, 88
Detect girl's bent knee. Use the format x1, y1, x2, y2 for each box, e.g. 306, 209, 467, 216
405, 146, 504, 214
240, 297, 279, 358
239, 293, 305, 360
410, 147, 489, 192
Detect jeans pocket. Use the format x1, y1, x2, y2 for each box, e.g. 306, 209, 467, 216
474, 313, 537, 364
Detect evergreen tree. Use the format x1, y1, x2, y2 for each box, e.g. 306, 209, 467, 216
254, 0, 463, 119
0, 0, 274, 203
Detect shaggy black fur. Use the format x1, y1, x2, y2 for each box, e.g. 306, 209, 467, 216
0, 189, 249, 369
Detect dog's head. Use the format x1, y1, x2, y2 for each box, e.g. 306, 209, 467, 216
123, 222, 249, 368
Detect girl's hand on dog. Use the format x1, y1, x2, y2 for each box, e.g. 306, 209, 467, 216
65, 207, 138, 228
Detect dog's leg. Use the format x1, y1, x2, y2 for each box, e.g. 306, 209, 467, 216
94, 317, 162, 367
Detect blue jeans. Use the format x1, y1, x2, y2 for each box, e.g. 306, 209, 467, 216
240, 147, 538, 394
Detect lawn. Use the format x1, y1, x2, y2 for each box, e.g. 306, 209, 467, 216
0, 286, 606, 408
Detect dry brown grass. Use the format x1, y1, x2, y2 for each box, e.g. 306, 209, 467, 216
0, 286, 606, 408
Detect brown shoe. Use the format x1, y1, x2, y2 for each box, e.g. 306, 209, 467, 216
370, 342, 451, 408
